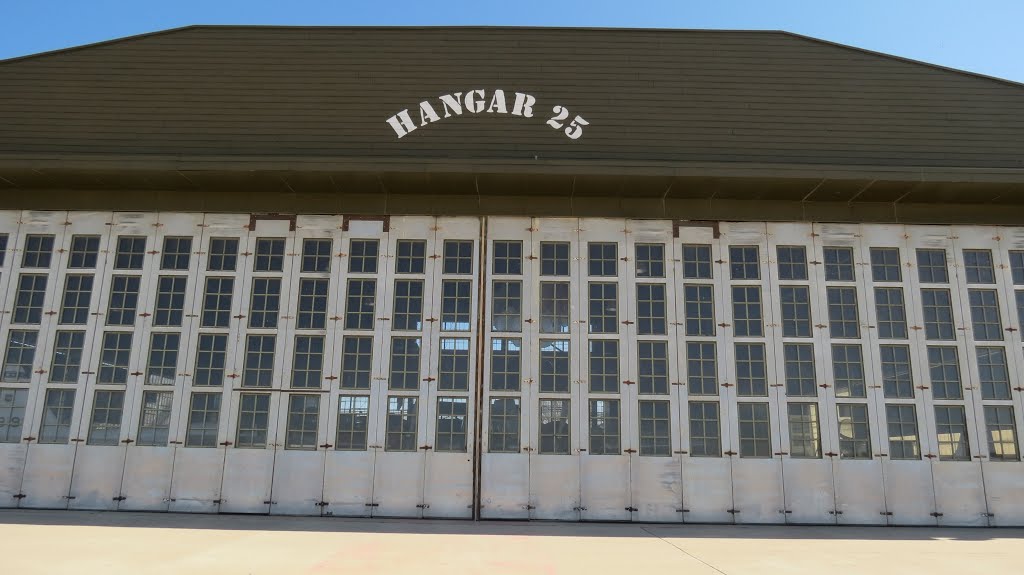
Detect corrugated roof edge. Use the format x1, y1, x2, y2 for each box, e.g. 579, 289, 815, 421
2, 24, 1022, 90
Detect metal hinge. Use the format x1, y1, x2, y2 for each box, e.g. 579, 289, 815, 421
113, 496, 127, 502
930, 512, 944, 517
319, 443, 333, 449
573, 506, 588, 511
365, 503, 379, 507
12, 493, 26, 499
727, 509, 740, 514
316, 501, 330, 507
523, 505, 536, 510
623, 448, 637, 454
982, 512, 996, 518
825, 452, 838, 457
622, 380, 636, 386
724, 450, 737, 456
419, 445, 433, 450
416, 504, 430, 509
219, 441, 233, 446
625, 507, 638, 512
263, 500, 276, 505
677, 508, 690, 513
212, 499, 223, 504
829, 510, 844, 515
880, 511, 893, 516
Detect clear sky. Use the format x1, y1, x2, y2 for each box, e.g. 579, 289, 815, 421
2, 0, 1022, 83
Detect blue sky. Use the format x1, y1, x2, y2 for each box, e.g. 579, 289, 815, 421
3, 0, 1022, 83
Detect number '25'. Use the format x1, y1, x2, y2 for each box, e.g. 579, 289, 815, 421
546, 105, 589, 140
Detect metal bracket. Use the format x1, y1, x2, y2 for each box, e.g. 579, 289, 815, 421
416, 504, 430, 509
112, 496, 127, 502
625, 507, 638, 512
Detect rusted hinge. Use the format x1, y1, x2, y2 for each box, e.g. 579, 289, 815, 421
121, 438, 134, 444
880, 511, 893, 516
319, 443, 333, 449
930, 512, 944, 517
138, 312, 151, 318
169, 440, 183, 445
419, 445, 433, 451
522, 446, 534, 452
130, 371, 143, 376
727, 509, 740, 514
774, 452, 788, 456
219, 441, 233, 446
623, 448, 637, 454
724, 450, 737, 456
673, 450, 688, 455
622, 380, 636, 386
416, 503, 430, 509
573, 506, 588, 511
113, 496, 127, 502
422, 376, 436, 382
829, 510, 844, 515
916, 385, 930, 390
721, 383, 734, 388
825, 452, 838, 457
924, 454, 937, 459
819, 383, 831, 389
233, 314, 245, 319
212, 499, 223, 504
621, 320, 634, 325
717, 322, 731, 328
316, 501, 330, 507
71, 438, 84, 443
324, 376, 338, 381
263, 500, 276, 505
625, 507, 638, 512
677, 508, 690, 513
365, 503, 380, 507
523, 505, 536, 510
524, 318, 534, 324
22, 436, 35, 442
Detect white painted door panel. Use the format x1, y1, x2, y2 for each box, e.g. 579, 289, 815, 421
630, 455, 682, 522
271, 449, 326, 515
167, 448, 225, 513
681, 458, 733, 523
881, 460, 937, 525
117, 447, 175, 511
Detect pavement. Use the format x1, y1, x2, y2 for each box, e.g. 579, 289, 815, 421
1, 510, 1023, 574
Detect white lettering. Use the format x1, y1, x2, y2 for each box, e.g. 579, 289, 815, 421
385, 109, 417, 138
512, 92, 536, 118
418, 100, 441, 126
464, 89, 486, 114
439, 93, 464, 118
486, 89, 508, 114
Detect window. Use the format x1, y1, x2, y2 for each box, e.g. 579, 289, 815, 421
301, 238, 332, 273
146, 332, 179, 385
98, 332, 132, 384
963, 249, 995, 284
870, 247, 901, 282
443, 240, 473, 275
539, 339, 570, 393
874, 287, 907, 339
638, 400, 671, 456
153, 276, 187, 327
336, 395, 370, 450
738, 402, 771, 458
296, 278, 328, 330
1010, 251, 1024, 285
588, 242, 617, 276
968, 289, 1003, 341
60, 274, 93, 324
14, 274, 47, 324
633, 284, 666, 335
344, 279, 376, 330
540, 282, 570, 333
783, 343, 816, 397
635, 243, 665, 278
886, 404, 921, 460
439, 338, 470, 391
921, 289, 955, 340
248, 277, 281, 329
87, 390, 124, 446
682, 244, 712, 279
436, 397, 469, 452
735, 343, 767, 397
395, 239, 426, 274
977, 347, 1011, 400
490, 338, 521, 391
493, 240, 522, 275
0, 388, 29, 443
185, 392, 221, 448
136, 391, 173, 447
779, 286, 811, 338
684, 284, 715, 337
540, 242, 570, 276
291, 335, 324, 388
729, 246, 759, 280
928, 346, 962, 400
348, 239, 379, 274
776, 246, 807, 281
2, 330, 37, 383
934, 405, 970, 461
491, 280, 522, 332
201, 277, 234, 328
539, 399, 571, 454
254, 238, 285, 272
22, 234, 55, 268
194, 333, 227, 386
823, 246, 855, 281
731, 286, 763, 337
385, 396, 421, 451
588, 282, 618, 334
1017, 291, 1024, 335
686, 342, 717, 395
832, 344, 866, 398
389, 337, 422, 390
837, 404, 871, 459
488, 397, 520, 453
38, 389, 75, 444
788, 403, 821, 458
161, 237, 192, 270
68, 235, 100, 268
392, 279, 423, 331
441, 279, 471, 331
107, 275, 141, 326
49, 331, 85, 383
285, 394, 320, 450
341, 336, 373, 389
588, 339, 619, 393
242, 334, 276, 388
235, 393, 271, 448
880, 345, 914, 399
207, 238, 239, 272
984, 406, 1019, 461
589, 399, 621, 455
637, 341, 668, 395
689, 401, 721, 457
827, 286, 860, 338
115, 236, 146, 270
916, 248, 948, 283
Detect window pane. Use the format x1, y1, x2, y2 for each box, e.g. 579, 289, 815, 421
492, 240, 523, 275
776, 246, 808, 281
588, 339, 619, 393
2, 330, 37, 383
336, 395, 370, 450
729, 246, 759, 280
738, 402, 771, 458
869, 247, 901, 282
638, 400, 671, 456
539, 399, 571, 455
285, 394, 320, 450
823, 246, 855, 281
488, 397, 520, 453
682, 244, 712, 279
886, 404, 920, 460
589, 399, 621, 455
837, 404, 871, 459
436, 397, 469, 453
783, 343, 816, 397
689, 401, 720, 457
386, 396, 418, 451
490, 338, 522, 391
348, 239, 379, 274
788, 403, 821, 458
635, 243, 665, 278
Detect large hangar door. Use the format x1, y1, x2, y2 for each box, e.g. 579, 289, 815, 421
16, 211, 80, 509
0, 210, 25, 508
117, 213, 206, 511
674, 222, 734, 524
167, 213, 253, 513
720, 222, 786, 524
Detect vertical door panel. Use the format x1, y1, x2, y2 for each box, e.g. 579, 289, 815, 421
0, 211, 27, 507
